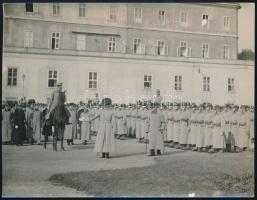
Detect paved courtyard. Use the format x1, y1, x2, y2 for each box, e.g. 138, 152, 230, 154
2, 137, 254, 197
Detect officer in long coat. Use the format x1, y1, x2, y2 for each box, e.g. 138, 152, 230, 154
2, 105, 12, 144
229, 105, 239, 152
32, 104, 41, 145
236, 106, 250, 152
25, 99, 35, 144
11, 103, 26, 146
145, 103, 165, 156
196, 104, 205, 152
203, 104, 214, 152
189, 104, 198, 150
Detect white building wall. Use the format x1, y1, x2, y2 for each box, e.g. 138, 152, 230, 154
3, 52, 254, 105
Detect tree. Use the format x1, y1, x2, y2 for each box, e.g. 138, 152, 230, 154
238, 49, 255, 61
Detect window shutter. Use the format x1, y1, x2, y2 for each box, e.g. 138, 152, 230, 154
165, 45, 168, 56
177, 46, 180, 57
141, 43, 145, 54
33, 3, 39, 14
48, 35, 51, 49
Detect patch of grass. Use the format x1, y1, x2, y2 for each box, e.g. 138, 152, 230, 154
48, 156, 254, 197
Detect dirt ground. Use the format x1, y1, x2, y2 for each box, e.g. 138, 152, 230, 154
2, 137, 254, 197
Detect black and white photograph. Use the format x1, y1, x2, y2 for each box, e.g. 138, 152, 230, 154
1, 2, 255, 197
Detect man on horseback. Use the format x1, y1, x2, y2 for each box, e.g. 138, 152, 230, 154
46, 82, 70, 151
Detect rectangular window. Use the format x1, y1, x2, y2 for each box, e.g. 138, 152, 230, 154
7, 68, 17, 86
51, 32, 60, 49
228, 78, 235, 92
134, 7, 142, 23
177, 41, 191, 57
201, 43, 209, 58
174, 75, 182, 91
48, 70, 58, 87
223, 16, 230, 29
180, 11, 187, 24
76, 34, 86, 50
24, 31, 33, 47
79, 3, 86, 17
133, 38, 142, 54
203, 76, 210, 92
202, 14, 209, 28
109, 5, 116, 23
144, 74, 152, 89
156, 41, 165, 55
224, 46, 229, 59
158, 10, 165, 25
108, 37, 116, 52
89, 72, 97, 89
26, 3, 33, 12
53, 3, 60, 16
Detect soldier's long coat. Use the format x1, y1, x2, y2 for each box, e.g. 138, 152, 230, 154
116, 109, 126, 135
25, 107, 34, 140
146, 110, 165, 152
223, 111, 232, 145
229, 112, 238, 146
94, 109, 115, 153
32, 109, 41, 140
135, 109, 142, 138
2, 110, 12, 142
79, 112, 91, 141
140, 109, 149, 139
188, 112, 196, 145
237, 113, 250, 148
196, 112, 205, 148
173, 111, 181, 143
179, 111, 190, 145
212, 113, 225, 149
166, 110, 174, 142
203, 112, 214, 147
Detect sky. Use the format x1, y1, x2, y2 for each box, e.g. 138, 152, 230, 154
238, 3, 255, 52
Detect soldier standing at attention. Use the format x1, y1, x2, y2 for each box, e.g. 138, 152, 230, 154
209, 105, 225, 153
236, 106, 250, 152
223, 104, 232, 152
190, 104, 199, 151
25, 99, 35, 145
145, 103, 165, 156
196, 104, 205, 152
203, 104, 214, 152
173, 103, 181, 149
166, 103, 174, 145
229, 105, 239, 152
180, 103, 190, 150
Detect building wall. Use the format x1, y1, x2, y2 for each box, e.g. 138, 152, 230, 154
3, 51, 254, 105
4, 3, 239, 59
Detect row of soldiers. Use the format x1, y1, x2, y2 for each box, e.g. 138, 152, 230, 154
74, 101, 255, 155
2, 100, 255, 154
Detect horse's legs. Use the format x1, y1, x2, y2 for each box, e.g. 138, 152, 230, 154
61, 139, 66, 151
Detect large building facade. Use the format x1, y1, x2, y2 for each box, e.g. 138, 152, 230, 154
2, 3, 254, 105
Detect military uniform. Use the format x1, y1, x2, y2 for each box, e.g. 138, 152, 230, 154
146, 108, 165, 156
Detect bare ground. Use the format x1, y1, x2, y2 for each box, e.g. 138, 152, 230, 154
2, 137, 254, 197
